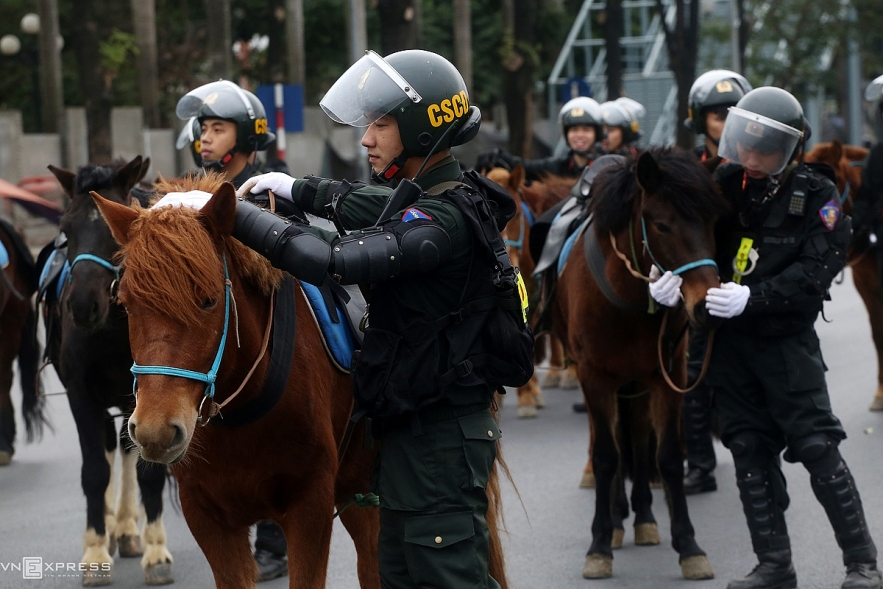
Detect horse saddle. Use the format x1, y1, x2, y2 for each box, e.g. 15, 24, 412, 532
300, 280, 365, 373
0, 218, 37, 286
37, 233, 69, 303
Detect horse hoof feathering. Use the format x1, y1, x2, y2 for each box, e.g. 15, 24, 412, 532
0, 451, 11, 466
582, 554, 614, 579
580, 471, 596, 488
634, 522, 661, 545
117, 534, 143, 558
869, 389, 883, 411
680, 554, 715, 580
611, 528, 625, 549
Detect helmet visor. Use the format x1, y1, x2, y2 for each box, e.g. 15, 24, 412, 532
866, 75, 883, 102
175, 117, 197, 150
718, 107, 803, 175
319, 50, 422, 127
176, 80, 256, 121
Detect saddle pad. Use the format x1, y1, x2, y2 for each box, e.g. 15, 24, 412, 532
534, 196, 583, 274
0, 240, 7, 269
38, 248, 70, 301
557, 217, 591, 275
300, 281, 357, 372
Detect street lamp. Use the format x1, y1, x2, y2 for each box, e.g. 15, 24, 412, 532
0, 13, 42, 132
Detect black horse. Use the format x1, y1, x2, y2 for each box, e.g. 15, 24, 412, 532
41, 156, 174, 586
0, 218, 45, 464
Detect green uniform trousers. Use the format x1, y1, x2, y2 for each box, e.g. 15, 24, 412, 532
707, 326, 845, 458
373, 407, 502, 589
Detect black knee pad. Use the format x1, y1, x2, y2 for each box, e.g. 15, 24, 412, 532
728, 430, 772, 469
789, 433, 841, 475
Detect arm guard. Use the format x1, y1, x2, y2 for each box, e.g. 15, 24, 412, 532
330, 222, 453, 285
233, 198, 332, 286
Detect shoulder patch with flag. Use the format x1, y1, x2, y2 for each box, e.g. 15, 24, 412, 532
402, 208, 432, 222
818, 200, 840, 231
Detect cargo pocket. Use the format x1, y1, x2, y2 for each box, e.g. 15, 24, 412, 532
403, 511, 481, 589
782, 330, 827, 392
458, 411, 500, 490
352, 328, 400, 415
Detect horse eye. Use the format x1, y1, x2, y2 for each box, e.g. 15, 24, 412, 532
201, 297, 217, 310
654, 222, 671, 234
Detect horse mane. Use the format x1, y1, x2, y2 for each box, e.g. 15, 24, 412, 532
74, 158, 131, 194
119, 172, 283, 325
592, 147, 727, 234
522, 174, 574, 215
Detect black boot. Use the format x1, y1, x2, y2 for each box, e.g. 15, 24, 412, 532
808, 460, 883, 589
254, 520, 288, 582
727, 550, 797, 589
682, 384, 716, 494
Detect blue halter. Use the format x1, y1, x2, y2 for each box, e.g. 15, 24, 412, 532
130, 255, 232, 405
640, 217, 718, 276
67, 253, 121, 282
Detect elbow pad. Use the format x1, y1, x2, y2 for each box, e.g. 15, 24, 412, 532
330, 223, 452, 284
234, 198, 331, 286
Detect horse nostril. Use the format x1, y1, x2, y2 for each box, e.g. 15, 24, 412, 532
170, 425, 186, 449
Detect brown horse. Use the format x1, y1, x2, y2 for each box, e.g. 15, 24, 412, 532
552, 149, 726, 579
0, 219, 45, 465
804, 140, 883, 410
92, 174, 380, 589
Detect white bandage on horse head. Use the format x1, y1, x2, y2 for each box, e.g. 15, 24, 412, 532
152, 190, 214, 210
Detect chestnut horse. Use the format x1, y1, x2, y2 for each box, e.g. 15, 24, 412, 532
552, 149, 726, 580
0, 219, 45, 465
804, 140, 883, 409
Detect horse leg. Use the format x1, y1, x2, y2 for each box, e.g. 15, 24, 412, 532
580, 414, 596, 489
624, 391, 659, 546
610, 469, 628, 550
180, 493, 254, 589
541, 336, 564, 389
581, 375, 619, 579
103, 414, 118, 559
136, 453, 173, 585
285, 475, 336, 589
337, 501, 381, 589
851, 255, 883, 410
560, 362, 580, 390
652, 390, 714, 579
0, 355, 15, 465
69, 397, 115, 586
115, 423, 143, 559
516, 375, 540, 418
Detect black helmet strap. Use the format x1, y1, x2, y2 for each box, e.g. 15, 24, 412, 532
202, 145, 238, 171
372, 150, 410, 184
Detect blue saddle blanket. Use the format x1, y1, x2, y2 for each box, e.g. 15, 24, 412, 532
0, 240, 7, 269
38, 248, 70, 301
557, 217, 591, 275
300, 282, 357, 371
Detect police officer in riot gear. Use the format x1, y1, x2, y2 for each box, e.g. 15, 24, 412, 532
650, 87, 882, 589
474, 96, 604, 181
175, 80, 291, 583
599, 97, 645, 156
235, 49, 533, 589
679, 70, 753, 496
686, 70, 752, 161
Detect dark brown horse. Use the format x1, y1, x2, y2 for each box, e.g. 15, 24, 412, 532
0, 219, 45, 465
92, 174, 379, 589
804, 141, 883, 410
552, 148, 726, 579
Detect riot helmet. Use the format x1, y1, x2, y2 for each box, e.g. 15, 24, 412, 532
600, 97, 645, 144
559, 96, 603, 150
176, 80, 275, 168
718, 87, 805, 176
685, 70, 752, 135
175, 117, 203, 167
866, 74, 883, 139
320, 49, 480, 181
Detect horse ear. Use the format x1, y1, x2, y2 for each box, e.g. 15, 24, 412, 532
510, 163, 526, 190
137, 157, 151, 182
90, 191, 139, 245
199, 182, 237, 237
830, 140, 843, 162
635, 151, 662, 194
113, 156, 145, 195
48, 165, 75, 196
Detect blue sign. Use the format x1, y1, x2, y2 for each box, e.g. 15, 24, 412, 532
256, 84, 305, 133
560, 77, 592, 104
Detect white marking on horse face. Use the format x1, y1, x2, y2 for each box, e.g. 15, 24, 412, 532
89, 208, 102, 223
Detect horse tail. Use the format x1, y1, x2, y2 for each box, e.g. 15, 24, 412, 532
18, 305, 49, 442
487, 440, 509, 589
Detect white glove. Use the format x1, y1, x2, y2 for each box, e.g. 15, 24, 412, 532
648, 265, 683, 307
706, 282, 750, 318
236, 172, 296, 201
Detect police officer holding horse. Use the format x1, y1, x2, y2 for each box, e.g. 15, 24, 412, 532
233, 49, 533, 589
651, 86, 882, 589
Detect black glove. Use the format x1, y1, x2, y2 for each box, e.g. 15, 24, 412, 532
474, 149, 521, 173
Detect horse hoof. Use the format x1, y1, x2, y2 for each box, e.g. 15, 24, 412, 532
650, 480, 664, 489
634, 523, 661, 545
145, 562, 174, 585
517, 404, 538, 418
534, 391, 546, 408
0, 451, 11, 466
579, 472, 596, 488
680, 555, 714, 580
611, 528, 624, 549
869, 396, 883, 411
541, 372, 561, 389
118, 534, 143, 557
560, 373, 580, 390
107, 536, 117, 558
83, 569, 112, 586
582, 554, 613, 578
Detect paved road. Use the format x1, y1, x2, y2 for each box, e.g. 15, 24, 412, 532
1, 269, 882, 588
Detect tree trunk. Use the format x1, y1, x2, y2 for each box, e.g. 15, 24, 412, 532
285, 0, 305, 85
656, 0, 698, 149
131, 0, 160, 128
377, 0, 419, 54
71, 0, 112, 163
203, 0, 232, 80
736, 0, 748, 73
604, 0, 623, 100
502, 0, 537, 158
453, 0, 473, 96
